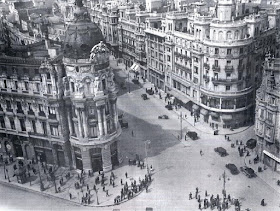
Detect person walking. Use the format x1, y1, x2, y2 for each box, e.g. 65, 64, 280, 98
125, 172, 128, 178
200, 150, 203, 156
69, 193, 72, 200
131, 130, 134, 137
106, 190, 109, 197
189, 192, 192, 200
205, 190, 208, 197
121, 179, 123, 185
199, 202, 201, 210
261, 199, 265, 206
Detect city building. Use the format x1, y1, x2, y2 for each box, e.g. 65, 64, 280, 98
145, 0, 278, 129
0, 0, 122, 172
255, 55, 280, 172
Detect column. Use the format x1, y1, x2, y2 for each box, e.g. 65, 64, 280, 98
82, 109, 88, 138
67, 107, 73, 135
219, 98, 222, 109
113, 103, 118, 130
103, 108, 108, 135
102, 145, 112, 172
77, 108, 83, 138
97, 108, 104, 136
234, 99, 237, 109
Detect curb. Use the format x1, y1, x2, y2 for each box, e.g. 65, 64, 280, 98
0, 176, 147, 208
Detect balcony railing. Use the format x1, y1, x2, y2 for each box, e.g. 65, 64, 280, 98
212, 65, 220, 72
212, 77, 243, 84
6, 108, 13, 113
225, 65, 234, 72
175, 62, 191, 73
38, 111, 46, 117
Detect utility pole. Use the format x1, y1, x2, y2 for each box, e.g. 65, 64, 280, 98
180, 111, 182, 140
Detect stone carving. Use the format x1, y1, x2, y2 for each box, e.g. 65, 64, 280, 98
75, 81, 84, 94
89, 41, 109, 63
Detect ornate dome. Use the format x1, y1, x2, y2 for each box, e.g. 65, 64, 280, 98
63, 0, 104, 59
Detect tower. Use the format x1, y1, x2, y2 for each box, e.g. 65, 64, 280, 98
216, 0, 236, 21
63, 0, 122, 172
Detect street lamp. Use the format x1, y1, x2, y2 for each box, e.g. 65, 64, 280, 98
37, 156, 44, 191
144, 140, 151, 175
219, 170, 228, 198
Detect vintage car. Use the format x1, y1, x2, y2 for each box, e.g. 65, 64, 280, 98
187, 131, 198, 140
158, 115, 169, 119
165, 104, 173, 110
214, 147, 228, 157
240, 166, 257, 178
225, 163, 239, 175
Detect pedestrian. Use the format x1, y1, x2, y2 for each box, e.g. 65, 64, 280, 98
189, 192, 192, 200
93, 185, 96, 191
205, 190, 208, 197
198, 195, 200, 202
87, 184, 89, 191
225, 135, 227, 140
196, 187, 198, 193
261, 199, 265, 206
121, 179, 123, 185
199, 202, 201, 210
113, 180, 115, 187
200, 149, 203, 156
69, 193, 72, 200
195, 191, 198, 199
125, 172, 128, 178
103, 186, 105, 192
131, 130, 134, 137
146, 185, 148, 193
106, 190, 109, 197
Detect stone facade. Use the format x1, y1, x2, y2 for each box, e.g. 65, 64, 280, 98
255, 56, 280, 172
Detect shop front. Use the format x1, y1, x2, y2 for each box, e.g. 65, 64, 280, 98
263, 150, 280, 172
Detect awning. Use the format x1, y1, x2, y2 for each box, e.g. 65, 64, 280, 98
210, 112, 219, 118
192, 104, 199, 110
221, 114, 232, 121
130, 63, 140, 72
200, 108, 208, 116
263, 150, 280, 163
167, 89, 190, 104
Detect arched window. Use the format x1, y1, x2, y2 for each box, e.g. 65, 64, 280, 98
218, 31, 223, 40
226, 31, 232, 40
234, 30, 239, 39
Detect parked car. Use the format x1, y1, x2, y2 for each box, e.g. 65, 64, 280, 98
132, 79, 139, 84
225, 163, 239, 175
240, 166, 256, 178
214, 147, 228, 157
158, 115, 169, 119
141, 94, 148, 100
187, 131, 198, 140
165, 104, 173, 110
119, 120, 128, 128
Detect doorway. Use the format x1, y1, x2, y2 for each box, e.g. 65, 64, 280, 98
13, 140, 23, 157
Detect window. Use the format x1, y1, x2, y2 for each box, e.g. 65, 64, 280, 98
3, 80, 7, 88
260, 109, 265, 119
267, 112, 273, 123
14, 81, 18, 89
227, 49, 232, 55
214, 85, 218, 91
102, 79, 106, 90
214, 60, 219, 67
50, 125, 59, 136
41, 122, 47, 135
193, 77, 198, 84
46, 73, 51, 79
194, 66, 198, 74
9, 118, 15, 130
89, 125, 98, 138
266, 127, 271, 137
226, 86, 231, 91
32, 120, 36, 133
17, 101, 22, 111
36, 83, 40, 92
240, 48, 243, 54
47, 84, 52, 94
24, 82, 29, 90
6, 100, 11, 109
49, 107, 56, 115
215, 48, 219, 55
39, 104, 43, 112
227, 60, 231, 65
167, 55, 170, 62
226, 73, 231, 77
0, 116, 5, 128
19, 119, 26, 131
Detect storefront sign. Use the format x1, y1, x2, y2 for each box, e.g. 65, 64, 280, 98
263, 150, 280, 163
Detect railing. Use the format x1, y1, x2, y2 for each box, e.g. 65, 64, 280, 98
212, 77, 243, 84
175, 62, 191, 73
225, 65, 234, 72
212, 65, 220, 72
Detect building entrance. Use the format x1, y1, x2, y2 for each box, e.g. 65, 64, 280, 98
90, 148, 102, 172
13, 140, 23, 157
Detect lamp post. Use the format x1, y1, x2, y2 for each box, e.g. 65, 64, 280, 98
144, 140, 151, 175
37, 156, 44, 191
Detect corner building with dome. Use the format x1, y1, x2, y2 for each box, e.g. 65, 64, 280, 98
62, 1, 122, 172
0, 0, 122, 173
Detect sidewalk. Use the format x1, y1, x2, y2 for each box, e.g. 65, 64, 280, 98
0, 158, 152, 208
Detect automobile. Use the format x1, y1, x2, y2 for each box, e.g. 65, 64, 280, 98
246, 139, 257, 150
225, 163, 239, 175
240, 166, 256, 178
132, 79, 140, 84
119, 120, 128, 128
146, 89, 154, 95
165, 104, 173, 110
214, 147, 228, 157
141, 94, 148, 100
158, 115, 169, 119
187, 131, 198, 140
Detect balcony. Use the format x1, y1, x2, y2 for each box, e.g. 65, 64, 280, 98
6, 108, 13, 113
212, 77, 243, 85
204, 63, 210, 70
38, 111, 46, 117
49, 114, 57, 119
16, 109, 24, 114
225, 65, 234, 72
203, 75, 210, 83
175, 62, 191, 73
212, 65, 220, 72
